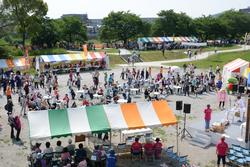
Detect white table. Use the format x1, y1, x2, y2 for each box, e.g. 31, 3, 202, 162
43, 95, 52, 100
93, 94, 103, 99
117, 99, 127, 103
76, 90, 87, 99
172, 85, 182, 94
130, 88, 139, 95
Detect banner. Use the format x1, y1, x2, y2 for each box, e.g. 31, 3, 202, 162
181, 42, 207, 47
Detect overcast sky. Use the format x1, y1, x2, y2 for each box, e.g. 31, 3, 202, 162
43, 0, 250, 19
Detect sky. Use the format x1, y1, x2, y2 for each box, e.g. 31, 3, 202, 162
43, 0, 250, 19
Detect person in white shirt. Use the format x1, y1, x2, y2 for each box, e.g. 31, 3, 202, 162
236, 96, 246, 122
43, 142, 53, 154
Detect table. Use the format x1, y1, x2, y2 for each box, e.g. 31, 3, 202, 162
154, 92, 160, 96
172, 85, 182, 94
130, 88, 139, 95
43, 95, 52, 100
76, 90, 87, 99
117, 99, 127, 103
93, 94, 103, 99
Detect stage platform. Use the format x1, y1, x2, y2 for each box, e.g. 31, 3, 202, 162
187, 110, 249, 148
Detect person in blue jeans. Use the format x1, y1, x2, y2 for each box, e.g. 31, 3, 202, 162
106, 149, 116, 167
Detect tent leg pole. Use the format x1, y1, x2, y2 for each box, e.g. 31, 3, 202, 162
176, 124, 179, 156
110, 131, 112, 148
120, 130, 121, 143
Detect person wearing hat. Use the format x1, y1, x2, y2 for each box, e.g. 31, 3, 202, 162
106, 149, 116, 167
153, 138, 162, 160
216, 136, 228, 167
67, 139, 75, 156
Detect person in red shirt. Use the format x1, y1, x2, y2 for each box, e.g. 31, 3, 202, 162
131, 137, 142, 158
144, 139, 154, 159
204, 104, 212, 132
63, 94, 70, 108
216, 136, 228, 167
153, 138, 162, 159
82, 98, 90, 106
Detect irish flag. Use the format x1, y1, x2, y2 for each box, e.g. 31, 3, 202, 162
28, 100, 177, 140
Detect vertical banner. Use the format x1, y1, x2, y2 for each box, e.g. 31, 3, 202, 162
35, 57, 40, 72
83, 44, 88, 56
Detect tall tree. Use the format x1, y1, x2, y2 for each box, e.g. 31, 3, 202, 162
100, 11, 144, 44
193, 16, 226, 40
152, 10, 195, 36
31, 18, 62, 48
218, 10, 250, 39
3, 0, 48, 46
62, 16, 87, 46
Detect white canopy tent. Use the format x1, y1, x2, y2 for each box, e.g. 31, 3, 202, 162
222, 58, 249, 83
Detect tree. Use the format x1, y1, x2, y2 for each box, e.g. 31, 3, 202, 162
3, 0, 48, 46
218, 10, 250, 39
152, 10, 195, 36
100, 11, 144, 44
193, 16, 226, 40
61, 16, 87, 46
31, 18, 61, 48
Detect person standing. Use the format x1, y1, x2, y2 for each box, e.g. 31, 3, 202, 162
204, 104, 212, 132
236, 95, 246, 122
8, 114, 16, 139
216, 136, 228, 167
14, 116, 21, 141
217, 89, 227, 110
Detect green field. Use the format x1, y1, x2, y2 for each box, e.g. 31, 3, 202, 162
202, 45, 241, 52
163, 50, 250, 69
140, 50, 186, 62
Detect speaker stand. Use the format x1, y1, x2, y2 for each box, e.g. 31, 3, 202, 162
178, 113, 192, 140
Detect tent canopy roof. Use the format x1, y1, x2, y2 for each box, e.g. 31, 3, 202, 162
224, 58, 249, 72
40, 52, 106, 63
28, 100, 177, 140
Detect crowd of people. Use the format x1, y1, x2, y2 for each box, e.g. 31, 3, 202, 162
0, 60, 249, 167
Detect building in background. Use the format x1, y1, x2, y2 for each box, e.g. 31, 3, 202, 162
239, 7, 250, 14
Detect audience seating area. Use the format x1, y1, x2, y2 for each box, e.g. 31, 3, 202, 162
227, 144, 250, 166
165, 146, 190, 167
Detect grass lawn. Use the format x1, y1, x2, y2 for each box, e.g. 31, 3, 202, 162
140, 50, 186, 62
109, 54, 125, 67
96, 48, 119, 54
202, 45, 241, 52
164, 50, 250, 69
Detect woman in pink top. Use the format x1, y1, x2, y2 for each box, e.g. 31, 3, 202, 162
217, 89, 227, 110
61, 147, 71, 165
204, 104, 212, 132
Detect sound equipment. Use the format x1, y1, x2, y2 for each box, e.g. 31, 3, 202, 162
238, 86, 245, 94
176, 101, 183, 110
183, 104, 191, 114
232, 85, 238, 92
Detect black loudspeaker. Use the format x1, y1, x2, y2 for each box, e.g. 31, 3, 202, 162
238, 86, 245, 94
183, 104, 191, 114
232, 85, 238, 92
176, 101, 183, 110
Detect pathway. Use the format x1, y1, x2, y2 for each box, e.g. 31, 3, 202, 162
119, 45, 250, 68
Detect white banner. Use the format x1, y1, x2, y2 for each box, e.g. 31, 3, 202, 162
181, 42, 207, 47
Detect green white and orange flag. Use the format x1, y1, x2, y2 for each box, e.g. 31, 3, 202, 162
28, 100, 177, 140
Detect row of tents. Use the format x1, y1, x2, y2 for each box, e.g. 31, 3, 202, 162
40, 52, 106, 63
0, 52, 107, 69
137, 37, 199, 43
